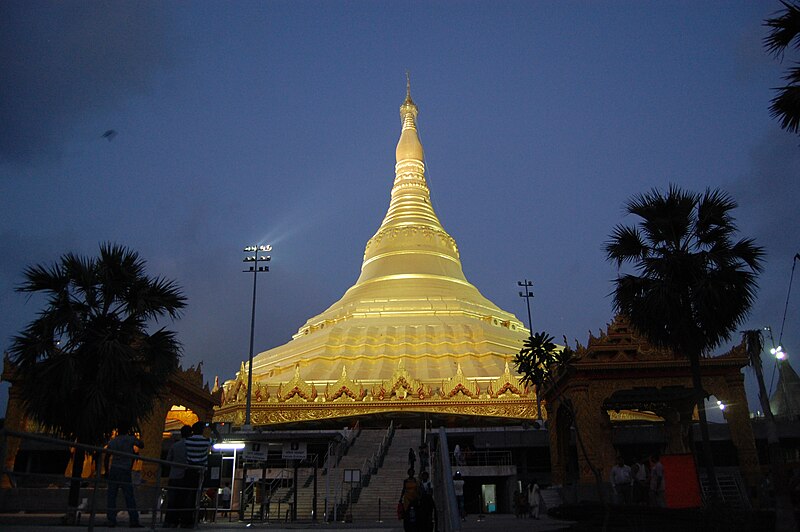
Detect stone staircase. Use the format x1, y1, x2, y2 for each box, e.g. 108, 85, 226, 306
241, 426, 418, 523
243, 468, 319, 522
347, 428, 421, 522
699, 469, 750, 510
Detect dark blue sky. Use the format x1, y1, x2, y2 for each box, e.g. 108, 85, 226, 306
2, 1, 798, 419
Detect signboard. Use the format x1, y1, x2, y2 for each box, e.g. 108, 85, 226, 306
282, 441, 307, 460
243, 442, 268, 463
662, 454, 702, 509
343, 469, 361, 483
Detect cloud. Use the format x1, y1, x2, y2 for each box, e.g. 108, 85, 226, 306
0, 1, 173, 165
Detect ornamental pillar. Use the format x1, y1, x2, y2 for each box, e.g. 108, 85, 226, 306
1, 376, 25, 488
138, 396, 174, 485
571, 386, 604, 487
547, 398, 566, 486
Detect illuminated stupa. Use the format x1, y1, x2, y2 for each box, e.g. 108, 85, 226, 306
215, 82, 537, 427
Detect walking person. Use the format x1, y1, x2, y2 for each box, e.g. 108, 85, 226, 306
408, 447, 417, 471
400, 468, 420, 532
419, 445, 429, 472
104, 428, 144, 528
182, 421, 212, 528
164, 425, 192, 528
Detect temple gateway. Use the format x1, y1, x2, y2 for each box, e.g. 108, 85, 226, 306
214, 83, 537, 428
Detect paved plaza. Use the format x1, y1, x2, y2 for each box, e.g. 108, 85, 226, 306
0, 512, 573, 532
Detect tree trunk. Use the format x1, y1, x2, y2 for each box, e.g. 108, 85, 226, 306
754, 361, 796, 531
688, 352, 720, 503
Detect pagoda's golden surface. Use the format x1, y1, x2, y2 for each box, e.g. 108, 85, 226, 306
215, 84, 537, 426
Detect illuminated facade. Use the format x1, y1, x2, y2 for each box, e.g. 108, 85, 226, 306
215, 83, 536, 426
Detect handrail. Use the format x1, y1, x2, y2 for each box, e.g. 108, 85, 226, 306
0, 428, 207, 529
436, 427, 461, 532
450, 449, 513, 467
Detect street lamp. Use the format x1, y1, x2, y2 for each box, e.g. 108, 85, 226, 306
517, 279, 543, 424
518, 280, 534, 336
242, 244, 272, 428
771, 345, 786, 360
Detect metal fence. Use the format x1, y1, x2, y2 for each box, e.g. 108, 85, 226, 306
0, 428, 206, 530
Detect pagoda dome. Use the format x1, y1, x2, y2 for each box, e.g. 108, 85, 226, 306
216, 81, 535, 427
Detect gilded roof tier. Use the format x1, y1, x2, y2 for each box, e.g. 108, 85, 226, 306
216, 83, 535, 426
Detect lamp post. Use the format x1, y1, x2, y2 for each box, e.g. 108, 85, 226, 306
242, 244, 271, 428
518, 279, 542, 423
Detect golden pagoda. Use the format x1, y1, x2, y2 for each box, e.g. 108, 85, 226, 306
215, 81, 537, 427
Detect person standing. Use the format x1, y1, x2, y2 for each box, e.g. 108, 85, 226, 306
610, 456, 633, 505
649, 453, 666, 507
453, 472, 465, 521
528, 480, 541, 519
453, 444, 463, 466
182, 421, 212, 528
632, 456, 648, 504
220, 482, 232, 517
104, 428, 144, 528
400, 468, 420, 532
164, 425, 192, 528
419, 445, 429, 472
418, 470, 436, 532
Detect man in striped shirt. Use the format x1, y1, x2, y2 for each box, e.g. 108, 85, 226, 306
185, 422, 212, 465
182, 421, 212, 527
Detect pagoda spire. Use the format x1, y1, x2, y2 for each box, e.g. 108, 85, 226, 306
354, 78, 465, 285
396, 73, 423, 162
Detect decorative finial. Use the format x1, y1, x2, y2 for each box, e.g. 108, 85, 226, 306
406, 71, 411, 99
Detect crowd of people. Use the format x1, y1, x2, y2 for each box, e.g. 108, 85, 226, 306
513, 481, 541, 519
104, 420, 214, 529
610, 453, 665, 507
398, 444, 438, 532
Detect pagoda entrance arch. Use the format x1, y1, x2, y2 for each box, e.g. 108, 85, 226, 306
138, 366, 218, 484
542, 316, 760, 497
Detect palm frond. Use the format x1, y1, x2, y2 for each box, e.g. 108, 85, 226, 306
764, 1, 800, 58
605, 225, 647, 267
769, 84, 800, 133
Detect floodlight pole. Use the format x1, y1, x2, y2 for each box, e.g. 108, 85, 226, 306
242, 244, 272, 427
518, 279, 542, 423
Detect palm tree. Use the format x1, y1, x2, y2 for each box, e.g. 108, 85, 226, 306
605, 186, 763, 502
8, 243, 186, 509
765, 1, 800, 135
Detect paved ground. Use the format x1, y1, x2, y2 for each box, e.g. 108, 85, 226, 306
0, 512, 573, 531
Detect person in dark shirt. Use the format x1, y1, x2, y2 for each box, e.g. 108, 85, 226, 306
164, 425, 192, 528
418, 470, 436, 532
104, 429, 144, 528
